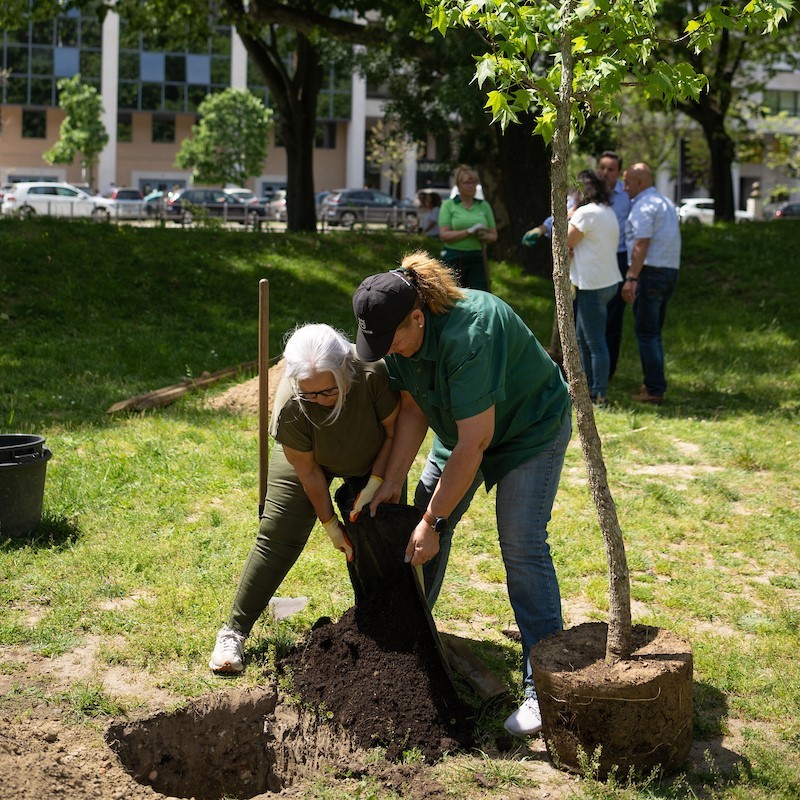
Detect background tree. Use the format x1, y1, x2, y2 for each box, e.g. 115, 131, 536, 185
423, 0, 793, 662
365, 120, 419, 198
175, 87, 273, 187
656, 1, 799, 221
44, 75, 109, 191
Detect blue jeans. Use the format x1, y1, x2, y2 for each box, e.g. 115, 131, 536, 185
605, 251, 629, 379
576, 283, 619, 399
415, 414, 572, 694
633, 267, 679, 396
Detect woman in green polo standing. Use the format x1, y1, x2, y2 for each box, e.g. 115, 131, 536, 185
209, 323, 399, 674
439, 164, 497, 291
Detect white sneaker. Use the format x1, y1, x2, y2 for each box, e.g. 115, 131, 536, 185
504, 694, 543, 736
209, 626, 245, 674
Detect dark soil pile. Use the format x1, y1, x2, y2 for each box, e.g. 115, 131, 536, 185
282, 604, 473, 762
281, 504, 475, 762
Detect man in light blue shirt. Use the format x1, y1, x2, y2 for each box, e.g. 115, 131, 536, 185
622, 162, 681, 403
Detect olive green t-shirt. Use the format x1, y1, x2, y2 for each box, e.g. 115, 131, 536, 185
385, 290, 570, 489
272, 358, 399, 478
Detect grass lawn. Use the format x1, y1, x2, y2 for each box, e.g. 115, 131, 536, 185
1, 217, 798, 799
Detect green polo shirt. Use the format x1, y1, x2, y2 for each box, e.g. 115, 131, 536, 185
439, 197, 496, 251
272, 359, 399, 478
385, 290, 570, 489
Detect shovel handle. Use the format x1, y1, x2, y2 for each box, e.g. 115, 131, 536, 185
258, 278, 270, 516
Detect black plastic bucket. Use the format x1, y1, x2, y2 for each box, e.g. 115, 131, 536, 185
0, 434, 53, 538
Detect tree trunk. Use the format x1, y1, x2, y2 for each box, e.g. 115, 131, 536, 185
705, 115, 736, 222
679, 94, 736, 222
236, 28, 322, 232
551, 25, 632, 664
491, 119, 553, 276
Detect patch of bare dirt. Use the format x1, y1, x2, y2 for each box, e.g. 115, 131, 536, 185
205, 360, 283, 417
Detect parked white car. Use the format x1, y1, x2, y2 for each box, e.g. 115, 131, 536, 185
0, 181, 114, 221
679, 197, 752, 224
225, 187, 261, 205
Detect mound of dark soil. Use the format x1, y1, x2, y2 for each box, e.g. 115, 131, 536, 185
281, 504, 474, 762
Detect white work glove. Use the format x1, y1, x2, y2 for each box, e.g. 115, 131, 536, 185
467, 222, 487, 234
349, 475, 384, 522
321, 515, 354, 562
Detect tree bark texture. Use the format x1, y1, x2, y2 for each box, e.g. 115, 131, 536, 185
550, 23, 632, 663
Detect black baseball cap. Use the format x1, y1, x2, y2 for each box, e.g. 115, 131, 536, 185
353, 271, 417, 361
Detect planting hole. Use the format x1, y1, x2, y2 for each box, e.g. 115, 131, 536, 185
105, 687, 357, 800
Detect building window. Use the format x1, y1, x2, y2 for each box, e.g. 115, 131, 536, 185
79, 50, 101, 80
164, 84, 185, 111
30, 78, 54, 105
119, 52, 139, 81
4, 77, 27, 104
315, 122, 336, 149
54, 46, 80, 77
763, 90, 800, 117
117, 28, 231, 113
165, 54, 186, 83
316, 66, 352, 122
187, 55, 211, 85
152, 114, 175, 143
0, 6, 102, 106
56, 18, 78, 47
6, 46, 29, 74
117, 112, 133, 142
141, 82, 162, 111
30, 47, 55, 75
22, 109, 47, 138
140, 52, 165, 83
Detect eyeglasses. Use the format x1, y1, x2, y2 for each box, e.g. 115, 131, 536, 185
296, 386, 339, 400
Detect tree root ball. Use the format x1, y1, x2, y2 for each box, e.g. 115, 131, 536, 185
530, 622, 693, 779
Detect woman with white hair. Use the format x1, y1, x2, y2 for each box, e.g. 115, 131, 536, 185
209, 323, 399, 674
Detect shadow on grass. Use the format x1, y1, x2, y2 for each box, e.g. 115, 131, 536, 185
0, 511, 81, 550
612, 385, 799, 421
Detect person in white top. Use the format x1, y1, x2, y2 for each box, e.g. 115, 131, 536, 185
568, 170, 621, 405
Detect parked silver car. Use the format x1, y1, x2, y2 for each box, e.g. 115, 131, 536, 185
108, 187, 146, 220
1, 181, 114, 221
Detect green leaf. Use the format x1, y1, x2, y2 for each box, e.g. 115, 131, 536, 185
475, 57, 496, 89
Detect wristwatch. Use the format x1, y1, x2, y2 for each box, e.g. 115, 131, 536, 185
422, 510, 448, 534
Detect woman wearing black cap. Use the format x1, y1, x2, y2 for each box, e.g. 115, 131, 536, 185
352, 251, 572, 738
